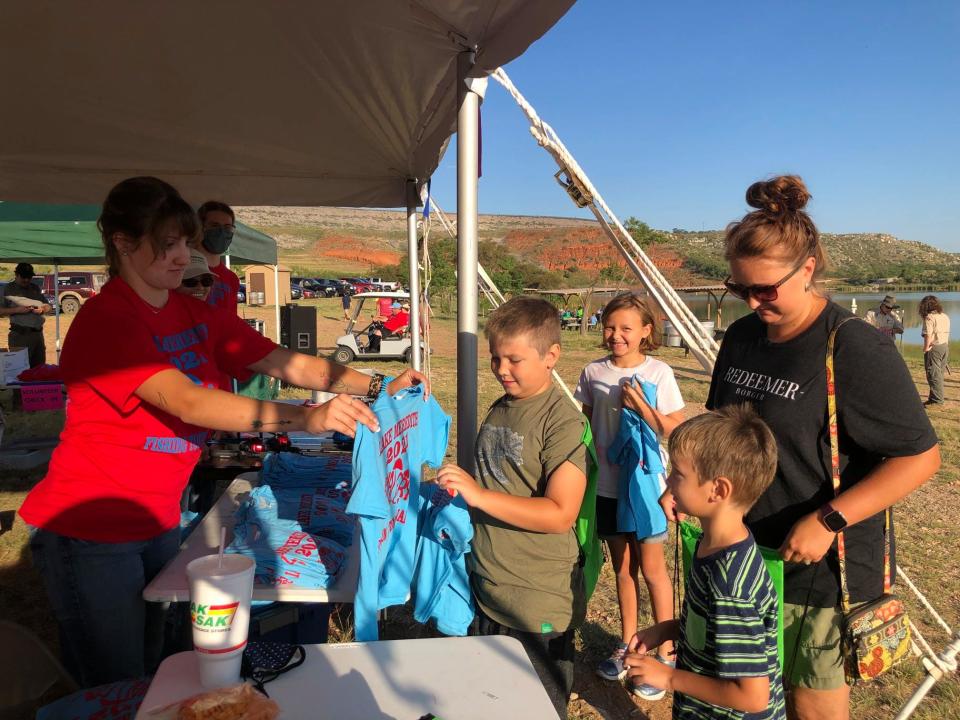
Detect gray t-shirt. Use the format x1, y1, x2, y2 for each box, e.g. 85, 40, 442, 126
469, 384, 589, 633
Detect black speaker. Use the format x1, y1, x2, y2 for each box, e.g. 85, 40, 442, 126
280, 304, 317, 356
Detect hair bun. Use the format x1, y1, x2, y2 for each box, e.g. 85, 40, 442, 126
745, 175, 811, 216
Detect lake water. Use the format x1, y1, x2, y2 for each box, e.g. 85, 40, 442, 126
678, 291, 960, 346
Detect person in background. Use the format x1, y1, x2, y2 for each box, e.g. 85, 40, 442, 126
438, 297, 588, 719
196, 201, 240, 315
383, 301, 411, 337
0, 262, 52, 367
919, 294, 950, 406
19, 176, 427, 688
196, 201, 243, 392
342, 289, 353, 325
682, 175, 939, 720
367, 301, 410, 353
175, 251, 215, 303
864, 294, 903, 338
376, 295, 393, 320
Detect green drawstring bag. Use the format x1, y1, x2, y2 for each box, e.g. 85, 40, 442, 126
679, 521, 785, 665
576, 422, 604, 601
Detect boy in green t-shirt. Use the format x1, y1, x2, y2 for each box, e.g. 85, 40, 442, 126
438, 297, 588, 720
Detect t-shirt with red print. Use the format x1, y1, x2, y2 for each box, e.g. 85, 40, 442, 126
19, 277, 277, 542
207, 261, 239, 315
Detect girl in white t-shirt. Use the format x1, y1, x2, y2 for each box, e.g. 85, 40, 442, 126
574, 292, 685, 701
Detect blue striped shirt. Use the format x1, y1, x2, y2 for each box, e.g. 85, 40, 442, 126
674, 533, 785, 720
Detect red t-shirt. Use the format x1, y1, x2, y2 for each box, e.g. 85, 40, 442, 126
384, 310, 409, 334
19, 278, 277, 542
207, 261, 240, 315
207, 261, 242, 390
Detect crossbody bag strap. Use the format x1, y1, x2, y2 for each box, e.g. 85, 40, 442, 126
826, 317, 858, 612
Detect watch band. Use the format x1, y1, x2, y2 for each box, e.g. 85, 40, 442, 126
819, 502, 847, 533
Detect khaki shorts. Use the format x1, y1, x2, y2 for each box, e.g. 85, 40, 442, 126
782, 602, 864, 690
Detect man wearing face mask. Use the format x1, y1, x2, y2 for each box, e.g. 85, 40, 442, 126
197, 201, 240, 315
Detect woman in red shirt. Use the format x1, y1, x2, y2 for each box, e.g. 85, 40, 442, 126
19, 176, 426, 687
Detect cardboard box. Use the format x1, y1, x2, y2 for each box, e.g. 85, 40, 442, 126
0, 348, 29, 385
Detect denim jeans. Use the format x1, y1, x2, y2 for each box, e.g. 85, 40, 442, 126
29, 525, 180, 687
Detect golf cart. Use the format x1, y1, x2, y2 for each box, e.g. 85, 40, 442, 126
333, 291, 423, 364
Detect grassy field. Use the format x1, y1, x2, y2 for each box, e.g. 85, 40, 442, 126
0, 298, 957, 719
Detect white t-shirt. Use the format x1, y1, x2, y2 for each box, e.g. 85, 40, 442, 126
574, 355, 685, 498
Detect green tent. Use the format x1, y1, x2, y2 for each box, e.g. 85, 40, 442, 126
0, 203, 277, 265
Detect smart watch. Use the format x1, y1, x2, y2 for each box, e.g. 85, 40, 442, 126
819, 503, 848, 533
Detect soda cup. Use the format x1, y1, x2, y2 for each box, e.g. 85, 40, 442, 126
186, 554, 255, 688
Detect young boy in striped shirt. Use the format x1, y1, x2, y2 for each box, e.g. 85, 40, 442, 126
624, 405, 785, 719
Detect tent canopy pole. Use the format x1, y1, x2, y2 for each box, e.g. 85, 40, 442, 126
54, 262, 61, 360
406, 179, 422, 371
456, 50, 481, 474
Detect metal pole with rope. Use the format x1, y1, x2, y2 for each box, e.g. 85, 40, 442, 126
490, 67, 718, 372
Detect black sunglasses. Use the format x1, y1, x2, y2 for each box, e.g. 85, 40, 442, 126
182, 275, 215, 288
723, 259, 808, 303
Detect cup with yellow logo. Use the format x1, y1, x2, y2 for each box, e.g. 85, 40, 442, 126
186, 554, 255, 688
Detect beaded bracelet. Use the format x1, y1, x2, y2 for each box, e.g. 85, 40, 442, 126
366, 372, 387, 400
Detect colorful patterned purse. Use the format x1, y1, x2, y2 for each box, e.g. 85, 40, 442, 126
826, 322, 912, 683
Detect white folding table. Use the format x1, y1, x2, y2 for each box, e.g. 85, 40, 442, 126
135, 636, 558, 719
142, 472, 359, 603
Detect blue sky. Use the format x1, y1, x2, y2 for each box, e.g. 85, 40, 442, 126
431, 1, 960, 251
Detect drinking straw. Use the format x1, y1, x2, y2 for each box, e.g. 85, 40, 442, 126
218, 526, 226, 569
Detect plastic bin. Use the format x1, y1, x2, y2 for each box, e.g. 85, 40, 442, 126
662, 321, 683, 348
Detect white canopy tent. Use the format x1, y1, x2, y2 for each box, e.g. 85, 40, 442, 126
0, 0, 576, 468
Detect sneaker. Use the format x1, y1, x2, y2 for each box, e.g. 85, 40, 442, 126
630, 656, 675, 701
596, 643, 628, 681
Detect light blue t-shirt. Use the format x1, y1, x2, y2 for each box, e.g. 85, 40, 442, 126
262, 452, 353, 488
228, 485, 348, 589
271, 485, 354, 547
347, 386, 450, 641
412, 483, 475, 636
607, 377, 668, 539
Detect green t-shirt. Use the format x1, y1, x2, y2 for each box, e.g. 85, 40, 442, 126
469, 384, 589, 633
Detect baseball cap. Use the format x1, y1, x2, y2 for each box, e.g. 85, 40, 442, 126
182, 251, 211, 280
14, 262, 34, 278
391, 302, 401, 309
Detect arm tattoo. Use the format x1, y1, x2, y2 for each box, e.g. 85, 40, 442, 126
329, 379, 350, 393
251, 419, 293, 430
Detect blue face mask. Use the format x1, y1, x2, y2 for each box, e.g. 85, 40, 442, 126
202, 226, 234, 254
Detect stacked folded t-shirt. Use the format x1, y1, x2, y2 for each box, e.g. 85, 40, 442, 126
227, 453, 355, 590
